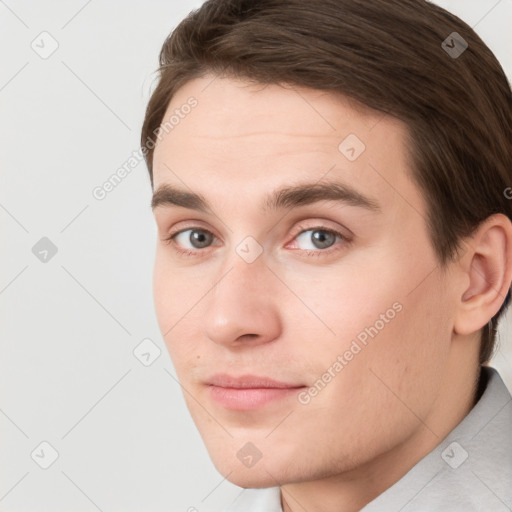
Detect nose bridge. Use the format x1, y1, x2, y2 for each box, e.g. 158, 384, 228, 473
212, 247, 270, 318
202, 243, 281, 346
215, 233, 270, 300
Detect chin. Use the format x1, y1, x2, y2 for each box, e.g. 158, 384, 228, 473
208, 447, 304, 489
223, 466, 279, 489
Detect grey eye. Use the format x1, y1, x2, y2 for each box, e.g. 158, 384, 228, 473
174, 229, 214, 249
296, 229, 339, 250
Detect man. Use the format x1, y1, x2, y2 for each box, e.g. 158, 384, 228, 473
141, 0, 512, 510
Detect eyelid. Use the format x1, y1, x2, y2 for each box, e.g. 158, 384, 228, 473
164, 219, 217, 239
164, 226, 218, 245
163, 220, 352, 257
290, 220, 352, 242
284, 227, 347, 252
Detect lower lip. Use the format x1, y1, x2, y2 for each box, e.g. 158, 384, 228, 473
208, 386, 305, 410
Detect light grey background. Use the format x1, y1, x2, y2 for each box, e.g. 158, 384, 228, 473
1, 1, 511, 511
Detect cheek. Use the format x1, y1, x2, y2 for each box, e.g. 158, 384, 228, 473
153, 252, 206, 330
152, 255, 205, 366
277, 255, 405, 354
281, 232, 448, 358
282, 250, 453, 422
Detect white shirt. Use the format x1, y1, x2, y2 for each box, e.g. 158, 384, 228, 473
224, 367, 512, 511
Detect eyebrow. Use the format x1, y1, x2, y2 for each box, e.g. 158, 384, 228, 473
151, 181, 380, 213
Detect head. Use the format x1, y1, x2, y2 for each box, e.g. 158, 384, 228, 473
142, 0, 512, 489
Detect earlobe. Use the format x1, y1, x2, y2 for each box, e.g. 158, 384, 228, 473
453, 214, 512, 336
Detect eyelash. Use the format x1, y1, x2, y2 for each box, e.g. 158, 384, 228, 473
163, 224, 350, 259
290, 224, 349, 257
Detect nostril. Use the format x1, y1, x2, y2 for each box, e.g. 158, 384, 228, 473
237, 333, 259, 341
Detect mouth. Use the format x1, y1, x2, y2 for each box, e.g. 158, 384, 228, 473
206, 374, 307, 410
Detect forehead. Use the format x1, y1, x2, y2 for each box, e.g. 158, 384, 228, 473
154, 75, 385, 155
152, 75, 425, 219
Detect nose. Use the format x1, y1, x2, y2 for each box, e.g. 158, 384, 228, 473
202, 254, 282, 348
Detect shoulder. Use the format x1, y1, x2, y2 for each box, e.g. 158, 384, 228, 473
363, 367, 512, 511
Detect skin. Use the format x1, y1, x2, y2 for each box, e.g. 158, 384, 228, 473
151, 75, 512, 512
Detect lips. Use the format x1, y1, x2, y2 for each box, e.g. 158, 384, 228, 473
206, 374, 306, 410
207, 374, 303, 389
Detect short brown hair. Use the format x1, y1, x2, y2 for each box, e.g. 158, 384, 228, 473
141, 0, 512, 363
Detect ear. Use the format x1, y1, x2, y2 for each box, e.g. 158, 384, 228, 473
454, 214, 512, 336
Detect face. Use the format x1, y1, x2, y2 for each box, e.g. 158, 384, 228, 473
151, 76, 458, 487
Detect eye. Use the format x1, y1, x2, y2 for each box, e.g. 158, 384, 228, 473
294, 228, 342, 250
171, 229, 215, 249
